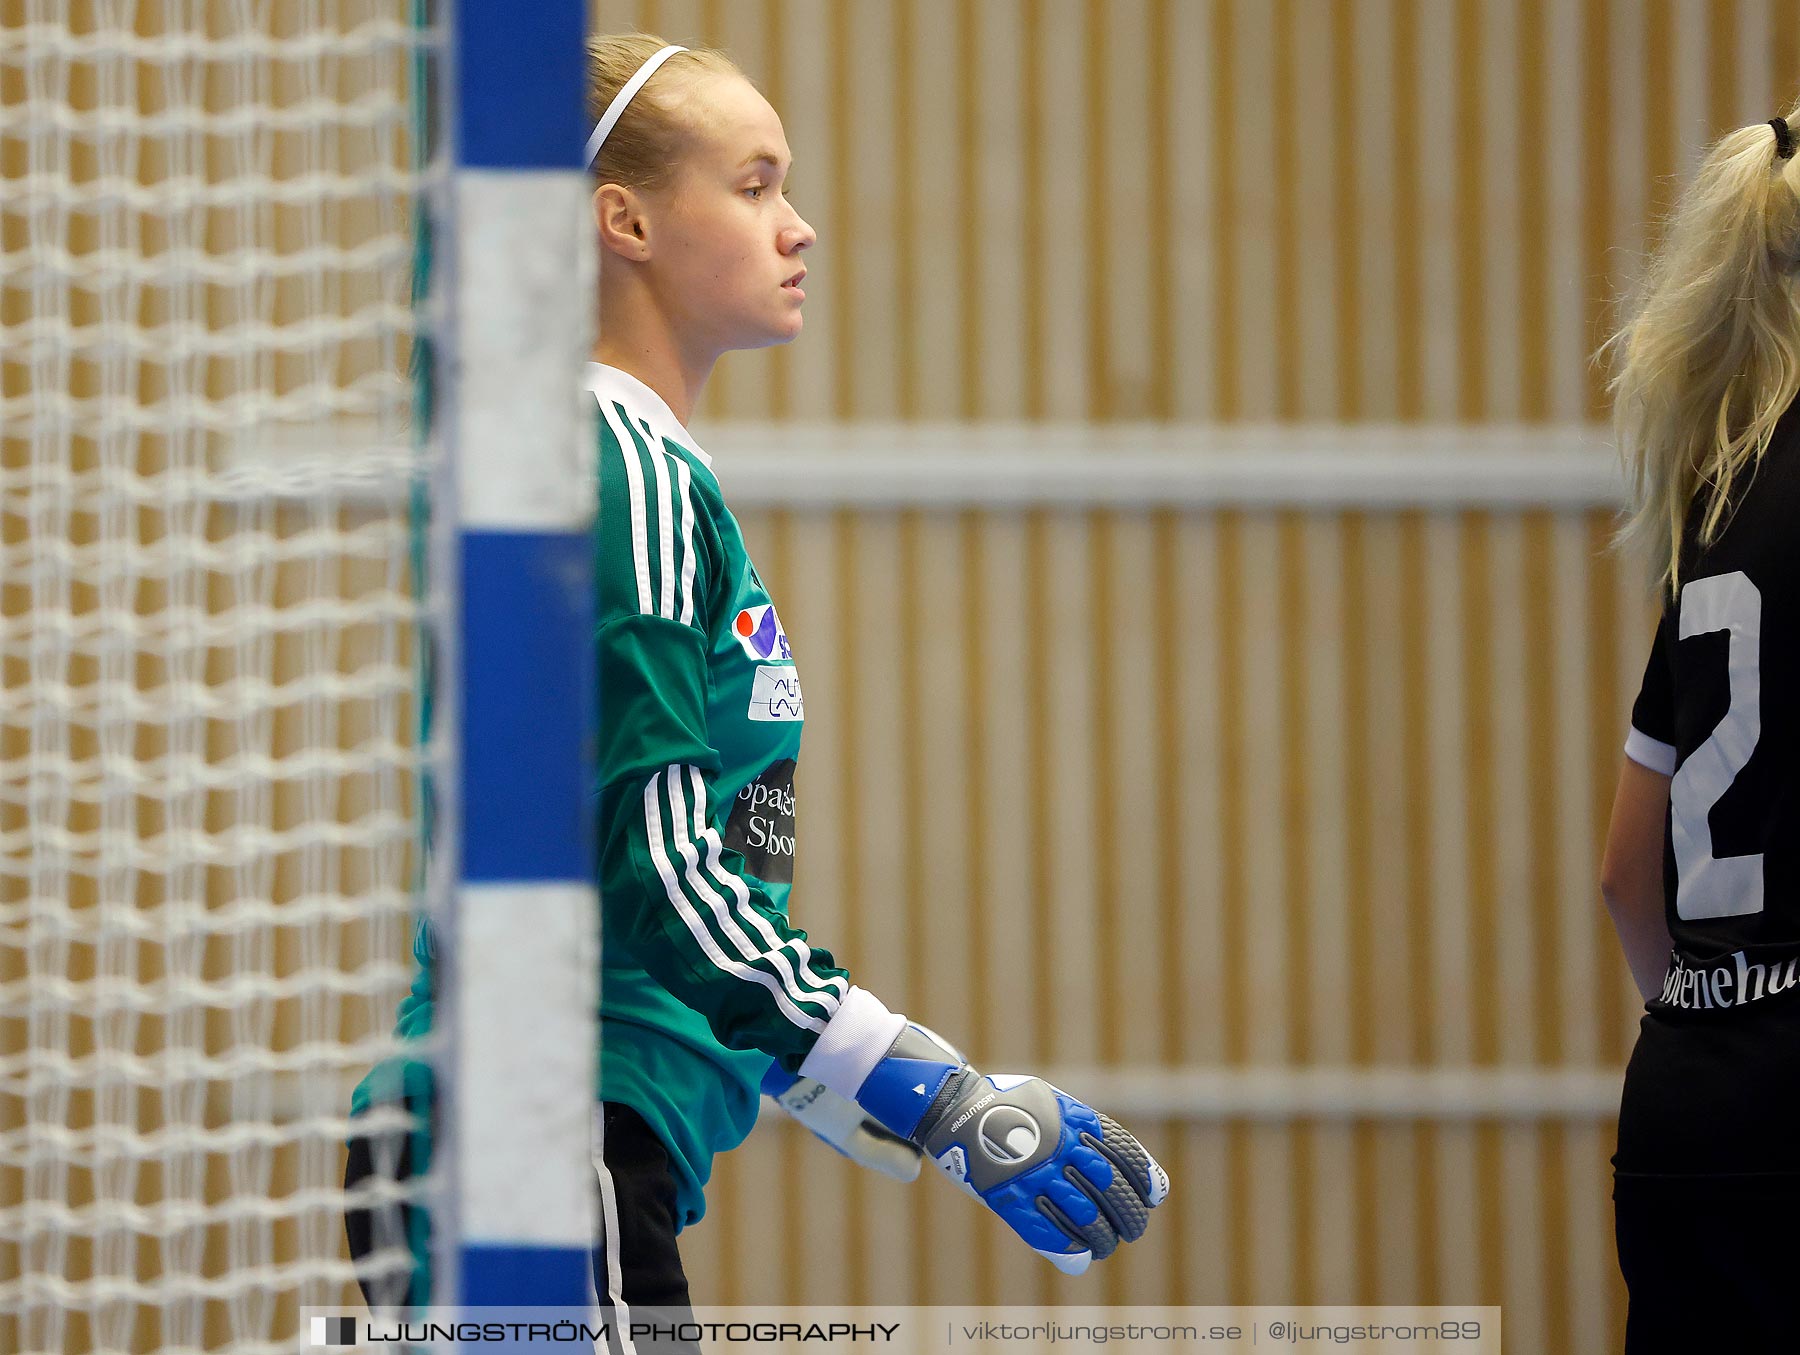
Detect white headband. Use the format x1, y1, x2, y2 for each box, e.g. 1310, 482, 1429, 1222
585, 44, 688, 170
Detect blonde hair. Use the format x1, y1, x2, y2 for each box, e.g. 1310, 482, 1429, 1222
585, 33, 743, 193
1604, 102, 1800, 595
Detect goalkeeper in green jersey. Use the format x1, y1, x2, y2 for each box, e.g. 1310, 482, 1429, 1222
347, 31, 1167, 1315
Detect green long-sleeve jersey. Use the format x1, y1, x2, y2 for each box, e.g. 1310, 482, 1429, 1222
353, 363, 865, 1231
586, 362, 856, 1225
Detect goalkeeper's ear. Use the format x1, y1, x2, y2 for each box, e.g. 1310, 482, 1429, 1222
593, 182, 654, 263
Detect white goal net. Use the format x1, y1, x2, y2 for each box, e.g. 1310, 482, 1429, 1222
1, 3, 434, 1350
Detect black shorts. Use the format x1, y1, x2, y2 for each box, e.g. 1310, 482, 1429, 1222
345, 1096, 696, 1351
1613, 1177, 1798, 1353
1614, 1006, 1800, 1175
1613, 1007, 1800, 1353
589, 1100, 698, 1350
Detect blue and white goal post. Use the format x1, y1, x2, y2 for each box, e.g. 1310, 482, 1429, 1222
434, 0, 598, 1312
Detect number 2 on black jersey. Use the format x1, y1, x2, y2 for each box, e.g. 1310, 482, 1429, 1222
1673, 570, 1764, 921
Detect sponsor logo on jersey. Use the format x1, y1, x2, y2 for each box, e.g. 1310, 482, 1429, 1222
723, 758, 797, 884
748, 665, 803, 722
731, 604, 792, 662
1657, 946, 1800, 1012
976, 1104, 1042, 1164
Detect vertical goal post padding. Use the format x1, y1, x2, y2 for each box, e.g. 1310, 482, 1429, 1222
438, 0, 599, 1312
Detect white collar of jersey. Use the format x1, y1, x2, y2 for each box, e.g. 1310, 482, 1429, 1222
584, 362, 712, 467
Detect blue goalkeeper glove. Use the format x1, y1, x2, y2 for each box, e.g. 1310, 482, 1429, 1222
852, 1024, 1169, 1275
762, 1063, 922, 1182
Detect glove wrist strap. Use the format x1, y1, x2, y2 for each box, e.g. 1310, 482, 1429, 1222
853, 1023, 967, 1141
911, 1066, 977, 1144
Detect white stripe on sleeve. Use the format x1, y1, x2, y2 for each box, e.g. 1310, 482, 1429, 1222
665, 766, 842, 1018
644, 423, 677, 623
1624, 726, 1677, 776
600, 400, 655, 617
669, 453, 697, 626
688, 766, 850, 1003
642, 771, 830, 1033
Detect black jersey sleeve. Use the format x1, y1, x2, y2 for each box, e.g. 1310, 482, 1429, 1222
1626, 620, 1679, 775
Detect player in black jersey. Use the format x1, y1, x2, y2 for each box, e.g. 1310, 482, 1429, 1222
1600, 106, 1800, 1354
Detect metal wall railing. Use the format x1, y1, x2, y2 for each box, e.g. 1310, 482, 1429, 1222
679, 443, 1652, 1355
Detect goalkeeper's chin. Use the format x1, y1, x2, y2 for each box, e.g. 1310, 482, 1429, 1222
750, 299, 806, 348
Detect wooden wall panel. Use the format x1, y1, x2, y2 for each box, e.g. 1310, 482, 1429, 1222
587, 0, 1797, 424
17, 1, 1770, 1346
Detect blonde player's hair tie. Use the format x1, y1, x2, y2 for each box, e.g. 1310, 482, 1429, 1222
1772, 116, 1797, 161
586, 44, 688, 170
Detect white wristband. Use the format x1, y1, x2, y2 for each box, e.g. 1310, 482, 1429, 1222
798, 986, 907, 1100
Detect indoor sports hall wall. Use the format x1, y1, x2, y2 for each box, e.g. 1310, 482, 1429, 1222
571, 1, 1800, 1351
594, 0, 1800, 424
694, 497, 1651, 1355
6, 1, 1776, 1350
